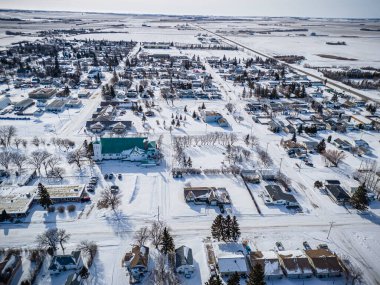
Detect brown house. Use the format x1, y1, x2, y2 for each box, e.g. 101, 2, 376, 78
305, 249, 343, 278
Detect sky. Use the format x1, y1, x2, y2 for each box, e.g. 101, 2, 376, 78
0, 0, 379, 18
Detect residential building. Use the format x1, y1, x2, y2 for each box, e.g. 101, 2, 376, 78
184, 187, 231, 205
122, 246, 149, 282
278, 250, 313, 279
304, 249, 343, 278
263, 185, 299, 207
249, 251, 283, 279
175, 246, 195, 278
49, 251, 83, 274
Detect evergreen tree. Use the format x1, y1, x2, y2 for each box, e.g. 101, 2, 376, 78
297, 124, 303, 135
247, 263, 266, 285
211, 214, 224, 241
327, 135, 332, 143
227, 272, 240, 285
160, 227, 175, 255
316, 139, 326, 153
223, 215, 232, 241
192, 111, 197, 119
291, 132, 297, 143
351, 183, 369, 211
38, 183, 52, 210
79, 266, 90, 279
231, 216, 241, 242
244, 134, 250, 147
205, 275, 223, 285
201, 102, 206, 109
187, 157, 192, 168
184, 106, 188, 112
0, 209, 9, 222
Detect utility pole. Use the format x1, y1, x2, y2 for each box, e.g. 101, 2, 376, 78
279, 157, 283, 173
327, 221, 335, 239
266, 142, 269, 155
157, 206, 160, 222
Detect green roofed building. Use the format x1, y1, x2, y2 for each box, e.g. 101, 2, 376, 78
93, 137, 157, 162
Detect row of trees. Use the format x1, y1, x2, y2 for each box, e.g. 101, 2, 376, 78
211, 215, 241, 242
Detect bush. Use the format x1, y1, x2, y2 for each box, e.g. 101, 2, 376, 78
47, 206, 55, 213
57, 206, 65, 213
21, 280, 31, 285
67, 204, 76, 212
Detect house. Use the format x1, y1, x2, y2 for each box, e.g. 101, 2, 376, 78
249, 251, 283, 279
278, 250, 313, 279
304, 249, 343, 278
65, 99, 82, 108
184, 187, 231, 205
0, 253, 22, 285
14, 98, 34, 112
28, 88, 57, 100
49, 251, 83, 274
92, 137, 157, 162
218, 255, 248, 277
122, 246, 149, 282
78, 90, 91, 98
263, 185, 299, 207
268, 119, 282, 133
325, 184, 350, 205
175, 246, 195, 278
0, 96, 11, 110
45, 99, 66, 112
333, 138, 352, 151
86, 120, 132, 134
201, 110, 229, 127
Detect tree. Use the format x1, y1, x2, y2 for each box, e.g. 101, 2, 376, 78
133, 226, 150, 247
247, 263, 266, 285
37, 183, 52, 210
160, 227, 175, 255
314, 181, 323, 189
97, 188, 121, 213
351, 183, 369, 211
297, 124, 303, 135
67, 149, 86, 170
150, 221, 166, 249
57, 229, 71, 254
227, 272, 240, 285
205, 275, 223, 285
0, 209, 9, 222
211, 214, 224, 241
291, 132, 297, 143
201, 102, 206, 109
12, 153, 27, 173
316, 139, 326, 153
327, 135, 332, 143
0, 151, 13, 171
231, 216, 241, 242
36, 228, 59, 252
29, 150, 51, 176
77, 240, 98, 267
223, 215, 232, 241
323, 149, 347, 167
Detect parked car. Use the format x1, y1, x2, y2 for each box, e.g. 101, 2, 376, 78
108, 173, 114, 179
118, 174, 122, 180
110, 185, 119, 193
104, 174, 108, 180
275, 242, 285, 251
318, 243, 329, 249
218, 204, 225, 213
303, 241, 311, 250
81, 196, 91, 202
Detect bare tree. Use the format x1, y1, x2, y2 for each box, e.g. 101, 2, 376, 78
0, 151, 13, 171
150, 221, 166, 249
57, 229, 71, 254
0, 126, 17, 147
67, 149, 86, 170
21, 139, 27, 149
149, 252, 180, 285
48, 167, 65, 180
257, 147, 273, 167
77, 240, 98, 267
97, 188, 121, 213
36, 228, 59, 252
133, 226, 150, 247
13, 138, 23, 150
31, 136, 40, 148
28, 150, 51, 176
11, 153, 27, 173
323, 149, 347, 167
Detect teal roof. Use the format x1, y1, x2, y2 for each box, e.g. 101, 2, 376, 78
100, 137, 155, 154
